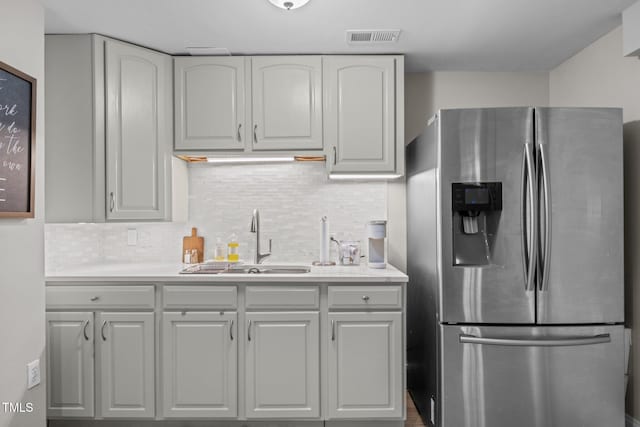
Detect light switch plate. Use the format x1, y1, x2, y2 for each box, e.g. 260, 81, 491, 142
27, 359, 40, 389
127, 228, 137, 246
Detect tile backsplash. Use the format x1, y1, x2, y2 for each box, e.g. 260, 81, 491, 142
45, 162, 387, 272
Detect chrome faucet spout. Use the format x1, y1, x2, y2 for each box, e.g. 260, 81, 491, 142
250, 209, 271, 264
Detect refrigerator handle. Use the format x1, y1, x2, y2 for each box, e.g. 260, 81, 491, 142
459, 333, 611, 347
539, 142, 551, 292
522, 142, 537, 292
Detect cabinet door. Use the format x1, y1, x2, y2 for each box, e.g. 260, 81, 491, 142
324, 56, 396, 173
105, 39, 172, 221
245, 312, 319, 418
162, 312, 237, 418
174, 57, 246, 150
46, 312, 94, 418
328, 312, 403, 419
97, 312, 154, 418
252, 57, 323, 150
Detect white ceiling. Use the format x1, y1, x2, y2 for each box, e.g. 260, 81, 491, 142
43, 0, 636, 72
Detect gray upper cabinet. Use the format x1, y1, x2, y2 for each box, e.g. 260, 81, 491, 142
105, 39, 173, 221
324, 56, 404, 175
45, 34, 185, 223
174, 57, 246, 151
251, 57, 323, 150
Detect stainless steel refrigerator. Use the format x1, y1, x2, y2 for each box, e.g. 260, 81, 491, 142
406, 107, 624, 427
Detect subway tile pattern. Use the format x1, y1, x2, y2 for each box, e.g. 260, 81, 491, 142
45, 162, 386, 272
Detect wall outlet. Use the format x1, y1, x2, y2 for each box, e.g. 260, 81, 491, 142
27, 359, 40, 389
127, 228, 137, 246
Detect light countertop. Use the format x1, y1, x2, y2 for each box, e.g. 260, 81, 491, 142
46, 262, 408, 283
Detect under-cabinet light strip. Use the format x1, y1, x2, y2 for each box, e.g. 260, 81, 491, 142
206, 156, 295, 164
328, 173, 403, 180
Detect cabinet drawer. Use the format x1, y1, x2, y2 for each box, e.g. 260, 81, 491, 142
328, 286, 401, 309
46, 285, 155, 309
245, 286, 319, 309
163, 286, 237, 309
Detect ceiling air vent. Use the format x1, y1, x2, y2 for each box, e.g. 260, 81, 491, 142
346, 30, 401, 44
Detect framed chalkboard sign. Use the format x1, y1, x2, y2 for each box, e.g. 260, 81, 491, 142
0, 61, 36, 218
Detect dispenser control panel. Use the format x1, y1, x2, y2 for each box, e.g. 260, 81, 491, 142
452, 182, 502, 212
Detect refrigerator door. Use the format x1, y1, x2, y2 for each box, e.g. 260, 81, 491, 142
535, 108, 623, 324
441, 324, 624, 427
440, 108, 536, 323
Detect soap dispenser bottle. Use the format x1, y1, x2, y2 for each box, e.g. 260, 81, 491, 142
227, 233, 239, 262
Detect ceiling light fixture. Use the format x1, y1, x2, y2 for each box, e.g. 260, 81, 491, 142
268, 0, 310, 10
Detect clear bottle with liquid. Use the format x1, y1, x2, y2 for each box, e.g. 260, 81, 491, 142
214, 237, 226, 261
227, 233, 239, 262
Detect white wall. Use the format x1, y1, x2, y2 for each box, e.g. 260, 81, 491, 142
388, 71, 550, 272
0, 1, 45, 426
549, 25, 640, 418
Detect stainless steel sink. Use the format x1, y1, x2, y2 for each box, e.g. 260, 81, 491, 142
180, 264, 311, 275
224, 266, 311, 274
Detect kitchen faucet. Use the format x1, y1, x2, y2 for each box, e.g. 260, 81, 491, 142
250, 209, 271, 264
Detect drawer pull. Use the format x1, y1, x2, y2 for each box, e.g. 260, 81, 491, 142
101, 321, 108, 341
237, 123, 242, 142
230, 320, 234, 341
90, 296, 100, 302
83, 320, 90, 341
331, 319, 335, 341
362, 295, 370, 302
248, 320, 252, 342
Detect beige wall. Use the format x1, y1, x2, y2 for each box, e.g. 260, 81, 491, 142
389, 71, 549, 273
549, 25, 640, 418
0, 1, 46, 426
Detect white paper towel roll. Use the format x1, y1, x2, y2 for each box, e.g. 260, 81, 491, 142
320, 216, 329, 263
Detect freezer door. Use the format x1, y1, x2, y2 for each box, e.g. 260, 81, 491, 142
535, 108, 623, 324
441, 324, 624, 427
440, 108, 535, 323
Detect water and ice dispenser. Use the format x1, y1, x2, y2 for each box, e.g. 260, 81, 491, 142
452, 182, 502, 266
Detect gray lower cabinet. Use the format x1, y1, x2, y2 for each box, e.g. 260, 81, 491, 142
245, 311, 320, 418
46, 312, 95, 418
328, 312, 403, 419
162, 311, 238, 418
97, 312, 155, 418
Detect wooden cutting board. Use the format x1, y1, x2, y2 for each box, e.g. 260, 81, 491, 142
182, 227, 204, 263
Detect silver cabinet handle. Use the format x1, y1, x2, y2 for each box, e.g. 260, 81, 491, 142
101, 321, 108, 341
362, 295, 370, 302
539, 142, 551, 292
109, 192, 115, 213
522, 142, 537, 292
237, 123, 242, 142
333, 146, 337, 165
83, 320, 90, 341
253, 124, 258, 144
459, 333, 611, 347
331, 319, 335, 341
248, 320, 252, 341
90, 296, 99, 302
230, 320, 234, 341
